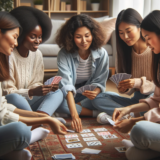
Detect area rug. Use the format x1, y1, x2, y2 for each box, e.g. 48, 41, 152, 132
28, 118, 130, 160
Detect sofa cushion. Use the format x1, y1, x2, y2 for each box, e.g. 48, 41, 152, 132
44, 19, 65, 44
39, 44, 60, 56
43, 57, 58, 69
102, 44, 112, 56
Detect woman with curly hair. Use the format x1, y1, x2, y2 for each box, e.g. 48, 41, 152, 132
2, 6, 66, 125
55, 14, 109, 132
0, 11, 67, 160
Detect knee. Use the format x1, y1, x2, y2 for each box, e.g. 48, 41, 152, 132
50, 89, 63, 101
6, 93, 23, 102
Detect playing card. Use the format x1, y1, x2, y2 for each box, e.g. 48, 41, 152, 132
66, 138, 80, 143
97, 131, 111, 136
107, 118, 115, 126
115, 146, 127, 152
90, 85, 97, 91
102, 134, 118, 139
83, 137, 98, 141
67, 129, 75, 133
65, 134, 78, 138
87, 141, 102, 146
81, 133, 95, 137
93, 128, 108, 132
76, 88, 82, 94
84, 85, 90, 91
80, 129, 91, 133
109, 76, 117, 86
52, 153, 75, 160
66, 143, 83, 148
44, 77, 54, 85
81, 148, 101, 154
51, 76, 62, 84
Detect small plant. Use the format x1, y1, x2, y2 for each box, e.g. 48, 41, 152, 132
90, 0, 100, 3
66, 2, 71, 5
34, 0, 43, 5
0, 0, 13, 12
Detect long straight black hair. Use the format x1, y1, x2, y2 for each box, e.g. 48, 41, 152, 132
141, 10, 160, 87
116, 8, 143, 73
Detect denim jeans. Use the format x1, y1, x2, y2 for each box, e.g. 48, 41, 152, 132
126, 121, 160, 160
0, 122, 31, 156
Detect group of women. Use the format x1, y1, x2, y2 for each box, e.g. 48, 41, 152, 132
0, 5, 160, 160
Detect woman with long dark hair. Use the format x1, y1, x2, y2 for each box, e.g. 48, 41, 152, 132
0, 11, 67, 160
112, 10, 160, 160
94, 8, 154, 124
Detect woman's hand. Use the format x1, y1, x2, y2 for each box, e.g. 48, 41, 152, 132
113, 107, 131, 122
71, 116, 82, 133
82, 90, 99, 100
118, 79, 135, 89
51, 83, 59, 92
48, 117, 68, 135
113, 119, 135, 133
29, 85, 52, 96
117, 86, 128, 93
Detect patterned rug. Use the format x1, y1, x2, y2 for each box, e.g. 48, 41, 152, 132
28, 118, 130, 160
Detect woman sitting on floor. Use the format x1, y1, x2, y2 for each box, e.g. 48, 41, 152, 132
112, 10, 160, 160
0, 11, 67, 160
55, 14, 109, 132
2, 6, 65, 124
95, 8, 154, 124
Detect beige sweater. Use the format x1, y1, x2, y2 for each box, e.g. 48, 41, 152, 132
2, 48, 44, 100
118, 47, 155, 95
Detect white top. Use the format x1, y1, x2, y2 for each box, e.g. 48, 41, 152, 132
2, 48, 44, 100
76, 54, 92, 84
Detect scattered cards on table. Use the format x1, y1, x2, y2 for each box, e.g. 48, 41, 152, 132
67, 129, 75, 133
52, 153, 75, 159
109, 73, 132, 86
66, 143, 83, 148
102, 134, 118, 139
115, 146, 127, 152
81, 133, 95, 137
76, 85, 97, 94
93, 128, 108, 132
65, 134, 78, 139
107, 118, 115, 126
86, 141, 102, 146
66, 138, 80, 143
83, 137, 98, 141
97, 131, 111, 136
81, 148, 101, 154
80, 129, 91, 133
44, 76, 62, 85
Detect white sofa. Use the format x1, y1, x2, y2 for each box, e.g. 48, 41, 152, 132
38, 19, 116, 81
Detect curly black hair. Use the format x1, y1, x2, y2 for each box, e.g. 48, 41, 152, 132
10, 6, 52, 45
56, 14, 106, 53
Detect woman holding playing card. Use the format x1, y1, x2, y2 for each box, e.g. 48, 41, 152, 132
2, 7, 65, 124
0, 11, 67, 160
95, 8, 154, 124
112, 10, 160, 160
55, 14, 109, 132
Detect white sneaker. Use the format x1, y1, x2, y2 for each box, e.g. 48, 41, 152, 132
97, 112, 112, 124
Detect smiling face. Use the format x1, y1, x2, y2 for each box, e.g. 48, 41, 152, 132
74, 26, 93, 52
0, 28, 19, 56
22, 25, 42, 52
118, 22, 141, 46
141, 29, 160, 54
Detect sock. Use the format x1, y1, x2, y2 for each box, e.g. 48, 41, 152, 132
55, 117, 66, 124
30, 127, 50, 144
93, 110, 101, 117
1, 149, 32, 160
121, 139, 134, 149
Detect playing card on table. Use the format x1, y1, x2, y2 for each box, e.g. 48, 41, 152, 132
81, 129, 91, 133
107, 118, 115, 126
81, 133, 95, 137
66, 138, 80, 143
93, 128, 108, 132
87, 141, 102, 146
97, 131, 111, 136
52, 153, 75, 160
102, 134, 118, 139
82, 148, 101, 154
83, 137, 98, 141
67, 129, 75, 133
115, 146, 127, 152
51, 76, 62, 84
66, 143, 83, 148
65, 134, 78, 138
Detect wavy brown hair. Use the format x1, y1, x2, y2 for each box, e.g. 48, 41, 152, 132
56, 14, 106, 53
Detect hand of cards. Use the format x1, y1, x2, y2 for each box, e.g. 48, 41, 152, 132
52, 153, 75, 159
109, 73, 132, 86
44, 76, 62, 85
76, 85, 97, 94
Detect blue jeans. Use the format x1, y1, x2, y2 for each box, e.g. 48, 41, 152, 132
6, 90, 63, 116
0, 122, 31, 156
126, 121, 160, 160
